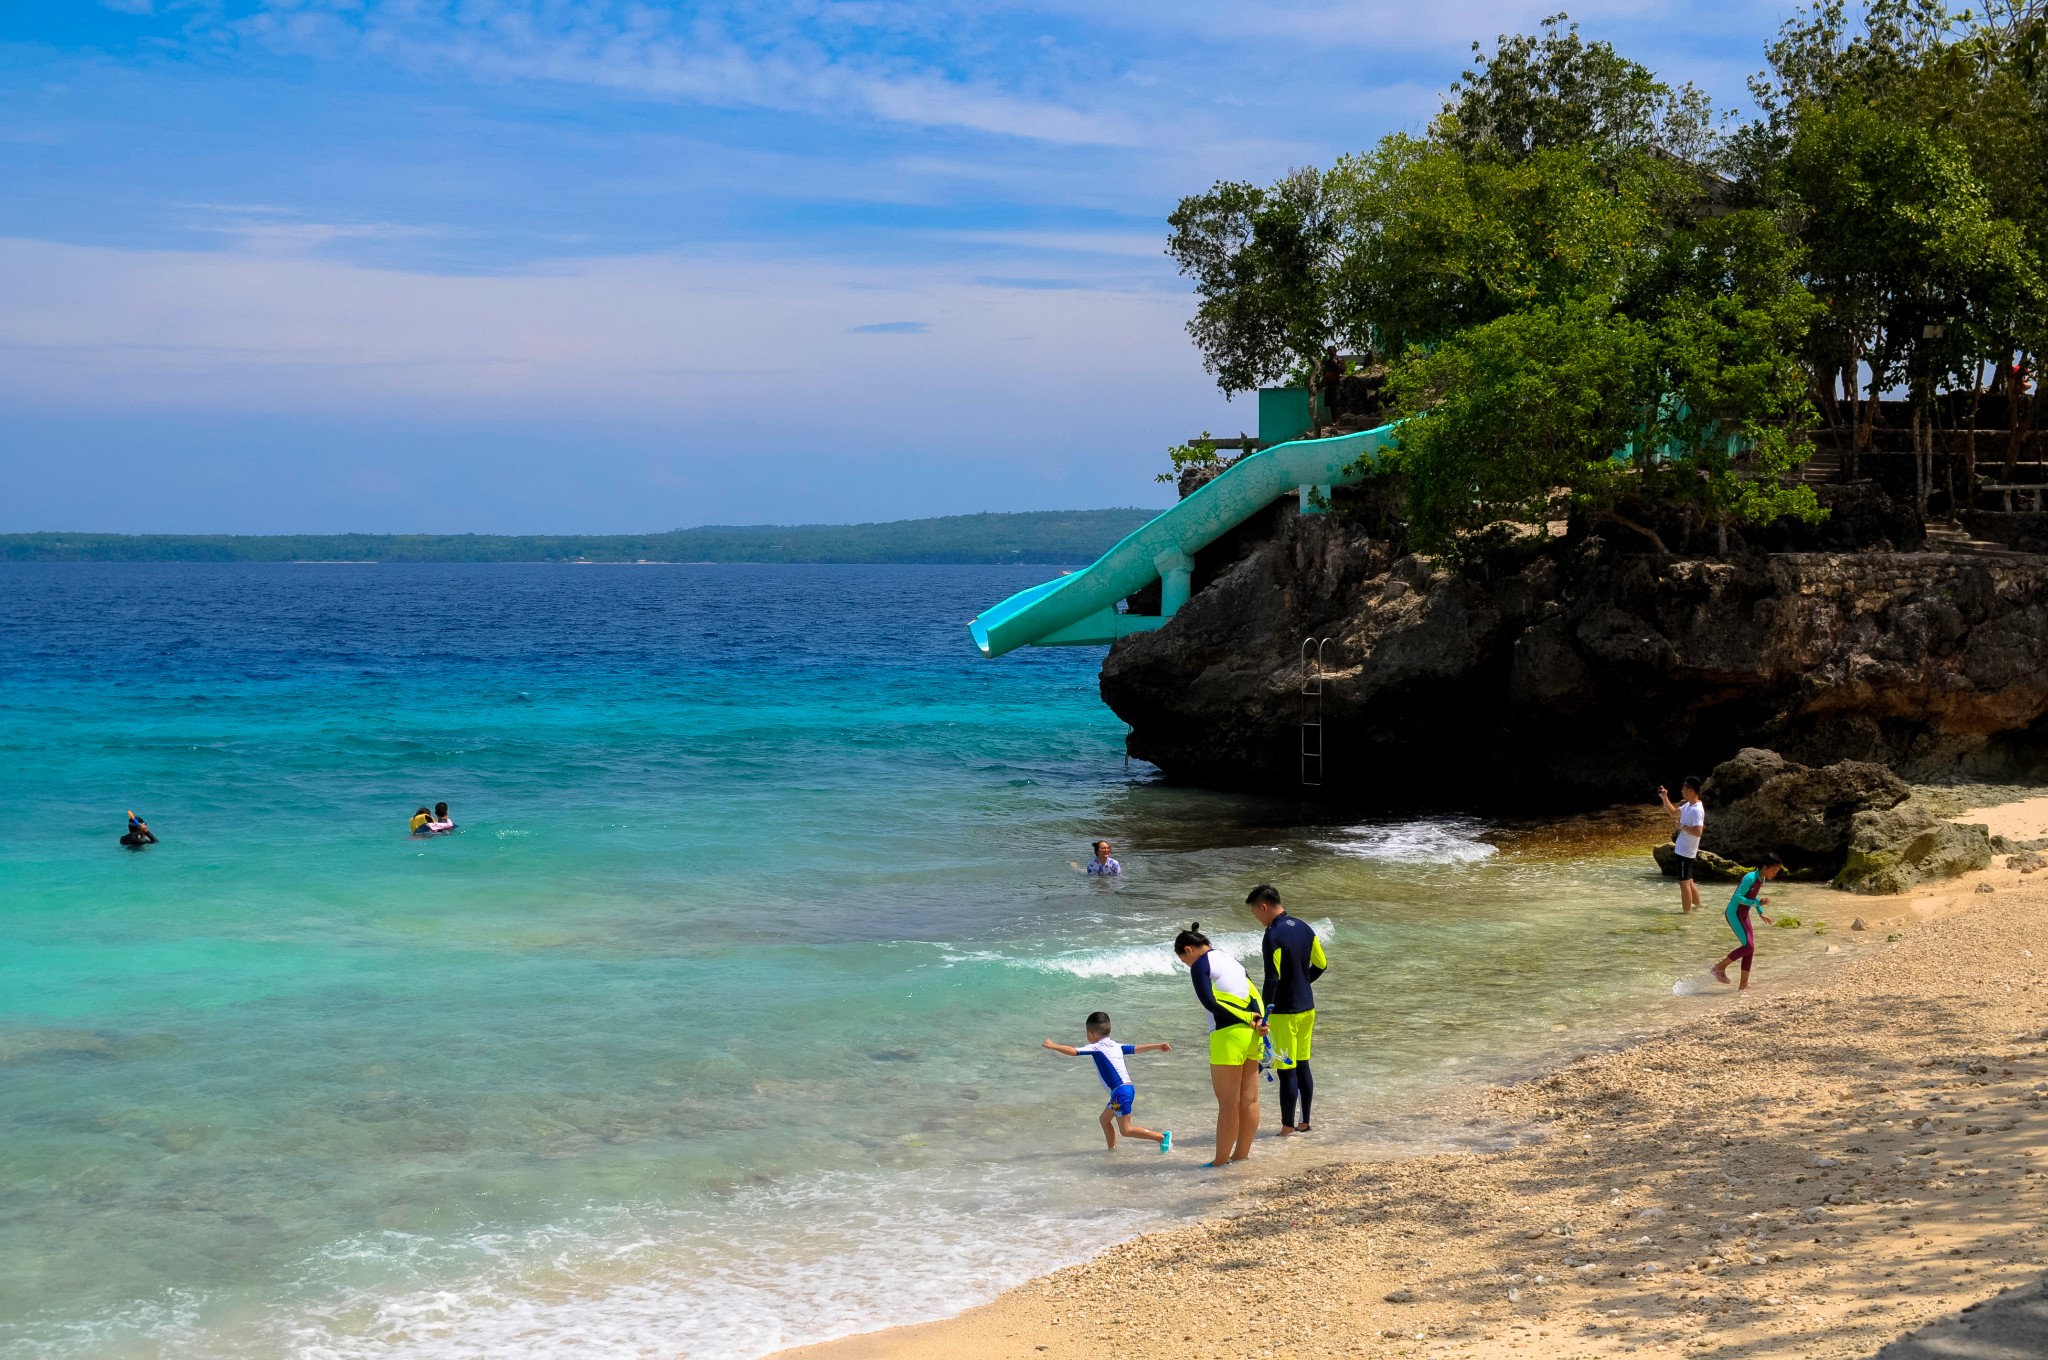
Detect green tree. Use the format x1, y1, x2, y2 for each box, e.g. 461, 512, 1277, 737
1384, 208, 1823, 556
1326, 139, 1662, 357
1165, 168, 1339, 395
1745, 0, 2048, 495
1384, 298, 1658, 554
1443, 12, 1720, 168
1635, 211, 1827, 548
1784, 102, 2038, 507
1168, 14, 1847, 558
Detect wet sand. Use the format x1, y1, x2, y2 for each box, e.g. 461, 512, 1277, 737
778, 806, 2048, 1360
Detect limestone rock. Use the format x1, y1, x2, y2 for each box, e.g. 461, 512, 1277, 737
1651, 842, 1744, 881
2005, 849, 2046, 873
1833, 805, 1993, 895
1100, 510, 2048, 806
1699, 748, 1908, 871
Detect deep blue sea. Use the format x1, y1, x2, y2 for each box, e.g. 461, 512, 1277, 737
0, 563, 1828, 1359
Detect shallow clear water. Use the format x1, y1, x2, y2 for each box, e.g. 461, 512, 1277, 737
1, 563, 1831, 1359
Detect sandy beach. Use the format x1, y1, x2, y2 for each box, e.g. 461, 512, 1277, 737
780, 797, 2048, 1360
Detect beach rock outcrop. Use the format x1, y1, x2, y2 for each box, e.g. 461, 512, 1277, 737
1100, 507, 2048, 808
1657, 745, 1990, 890
1697, 748, 1909, 874
1833, 805, 1993, 894
1651, 842, 1744, 881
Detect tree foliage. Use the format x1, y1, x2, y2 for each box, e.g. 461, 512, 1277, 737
1165, 169, 1338, 395
1442, 13, 1719, 168
1163, 2, 2048, 553
1748, 0, 2047, 502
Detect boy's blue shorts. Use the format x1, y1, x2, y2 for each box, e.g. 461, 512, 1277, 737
1104, 1083, 1135, 1117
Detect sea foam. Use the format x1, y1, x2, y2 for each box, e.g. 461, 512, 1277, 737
1318, 816, 1498, 864
997, 921, 1336, 980
260, 1168, 1173, 1360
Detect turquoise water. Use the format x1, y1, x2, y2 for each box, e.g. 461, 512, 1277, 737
1, 563, 1819, 1359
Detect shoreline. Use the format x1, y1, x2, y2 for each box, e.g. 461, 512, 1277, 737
775, 798, 2048, 1360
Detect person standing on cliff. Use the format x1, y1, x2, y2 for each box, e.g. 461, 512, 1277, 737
1317, 347, 1344, 432
1658, 778, 1705, 913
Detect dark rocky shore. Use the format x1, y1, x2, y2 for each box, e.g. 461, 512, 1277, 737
1100, 498, 2048, 812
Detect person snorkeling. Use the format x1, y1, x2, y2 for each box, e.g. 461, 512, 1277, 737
119, 812, 157, 848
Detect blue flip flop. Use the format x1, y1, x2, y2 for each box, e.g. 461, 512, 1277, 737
1159, 1130, 1172, 1154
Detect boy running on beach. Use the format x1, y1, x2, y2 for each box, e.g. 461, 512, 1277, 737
1657, 777, 1705, 913
1043, 1013, 1172, 1152
1713, 853, 1782, 990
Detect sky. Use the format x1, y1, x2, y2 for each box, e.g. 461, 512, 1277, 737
0, 0, 1801, 533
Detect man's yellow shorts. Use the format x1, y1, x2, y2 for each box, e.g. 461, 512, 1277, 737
1208, 1024, 1262, 1066
1268, 1009, 1315, 1068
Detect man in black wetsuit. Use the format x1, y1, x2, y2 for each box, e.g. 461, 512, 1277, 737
1247, 884, 1327, 1133
120, 813, 157, 848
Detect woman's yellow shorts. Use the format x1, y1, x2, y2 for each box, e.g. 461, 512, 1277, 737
1208, 1024, 1262, 1066
1267, 1009, 1315, 1068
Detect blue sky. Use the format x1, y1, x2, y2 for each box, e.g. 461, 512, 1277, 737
2, 0, 1797, 533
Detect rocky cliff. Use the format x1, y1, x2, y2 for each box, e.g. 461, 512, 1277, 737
1099, 508, 2048, 810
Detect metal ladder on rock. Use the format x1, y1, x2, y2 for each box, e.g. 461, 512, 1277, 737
1300, 637, 1332, 787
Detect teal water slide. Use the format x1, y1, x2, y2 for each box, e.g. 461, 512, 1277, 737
970, 420, 1399, 658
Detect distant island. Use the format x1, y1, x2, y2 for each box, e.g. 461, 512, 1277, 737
0, 509, 1160, 565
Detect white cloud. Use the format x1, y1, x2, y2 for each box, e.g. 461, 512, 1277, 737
932, 230, 1163, 258
227, 0, 1134, 145
0, 236, 1216, 430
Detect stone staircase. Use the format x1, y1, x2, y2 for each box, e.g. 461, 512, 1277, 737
1799, 446, 1843, 482
1923, 522, 2021, 556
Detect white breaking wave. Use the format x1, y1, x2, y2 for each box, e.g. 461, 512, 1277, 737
1319, 816, 1497, 864
252, 1167, 1170, 1360
1004, 920, 1336, 980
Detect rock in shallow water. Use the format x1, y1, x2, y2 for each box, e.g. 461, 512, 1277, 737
1652, 842, 1744, 881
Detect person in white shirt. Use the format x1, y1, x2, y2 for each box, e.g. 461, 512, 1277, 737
1657, 777, 1706, 913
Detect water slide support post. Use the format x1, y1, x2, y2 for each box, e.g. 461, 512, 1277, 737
1154, 549, 1195, 617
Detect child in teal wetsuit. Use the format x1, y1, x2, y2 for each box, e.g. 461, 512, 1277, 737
1712, 853, 1782, 990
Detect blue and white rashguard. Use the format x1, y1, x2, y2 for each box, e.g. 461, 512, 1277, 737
1075, 1036, 1137, 1116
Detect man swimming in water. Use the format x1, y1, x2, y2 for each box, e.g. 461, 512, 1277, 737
119, 812, 157, 848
